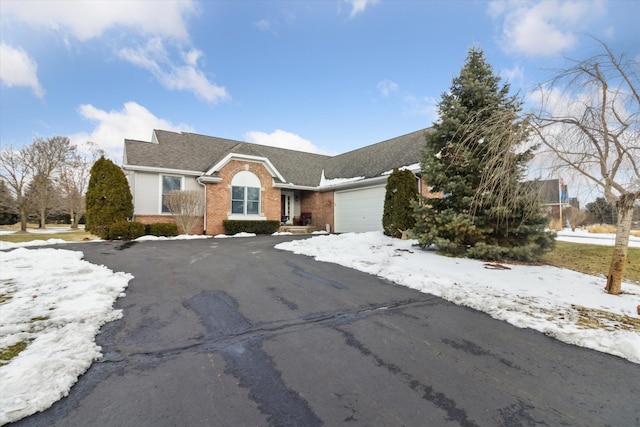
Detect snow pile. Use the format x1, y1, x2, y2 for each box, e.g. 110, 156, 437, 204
276, 232, 640, 364
135, 234, 210, 241
556, 228, 640, 247
0, 248, 133, 425
0, 239, 69, 251
213, 232, 257, 238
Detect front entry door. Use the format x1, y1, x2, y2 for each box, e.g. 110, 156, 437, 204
281, 191, 293, 224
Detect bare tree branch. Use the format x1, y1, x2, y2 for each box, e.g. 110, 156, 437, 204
164, 190, 204, 235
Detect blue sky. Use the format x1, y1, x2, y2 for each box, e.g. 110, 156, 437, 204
1, 0, 638, 167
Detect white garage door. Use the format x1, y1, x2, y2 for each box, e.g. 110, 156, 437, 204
334, 185, 386, 233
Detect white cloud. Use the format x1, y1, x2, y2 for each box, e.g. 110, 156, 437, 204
489, 0, 605, 56
119, 39, 229, 104
254, 19, 273, 33
500, 64, 525, 86
374, 79, 438, 123
0, 43, 45, 98
243, 129, 325, 154
70, 102, 193, 161
377, 79, 399, 97
344, 0, 379, 18
2, 1, 224, 103
403, 94, 438, 122
1, 0, 198, 41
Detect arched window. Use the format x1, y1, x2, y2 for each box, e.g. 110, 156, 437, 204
231, 171, 261, 215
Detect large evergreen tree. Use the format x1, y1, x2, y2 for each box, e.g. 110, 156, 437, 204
85, 157, 133, 238
382, 168, 418, 238
413, 47, 554, 261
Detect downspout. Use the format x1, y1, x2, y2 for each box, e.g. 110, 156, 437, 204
197, 177, 207, 235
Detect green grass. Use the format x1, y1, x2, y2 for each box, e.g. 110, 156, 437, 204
0, 341, 28, 365
541, 241, 640, 284
0, 229, 98, 243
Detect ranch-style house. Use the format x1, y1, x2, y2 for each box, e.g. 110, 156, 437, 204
122, 128, 435, 235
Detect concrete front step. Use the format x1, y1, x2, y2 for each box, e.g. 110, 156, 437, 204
278, 226, 315, 234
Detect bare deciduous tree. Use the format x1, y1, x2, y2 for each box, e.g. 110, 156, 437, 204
530, 38, 639, 294
25, 173, 61, 226
164, 189, 205, 235
57, 153, 91, 228
0, 145, 32, 231
26, 136, 76, 228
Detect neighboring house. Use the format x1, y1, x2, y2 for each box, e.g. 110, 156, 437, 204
532, 178, 574, 216
123, 128, 434, 235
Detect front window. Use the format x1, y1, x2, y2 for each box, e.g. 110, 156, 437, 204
162, 175, 182, 213
231, 171, 261, 216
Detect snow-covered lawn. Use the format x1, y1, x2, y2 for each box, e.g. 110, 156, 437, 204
0, 248, 132, 425
1, 229, 639, 425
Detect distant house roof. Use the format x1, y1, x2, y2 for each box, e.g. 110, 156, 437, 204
124, 128, 430, 188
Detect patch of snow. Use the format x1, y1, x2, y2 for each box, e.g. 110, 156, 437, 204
381, 163, 420, 175
319, 169, 364, 188
0, 239, 69, 250
213, 232, 257, 239
556, 228, 640, 248
0, 248, 132, 425
272, 232, 293, 236
135, 234, 210, 241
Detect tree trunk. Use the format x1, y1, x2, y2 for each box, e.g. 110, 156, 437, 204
605, 195, 635, 294
39, 206, 46, 229
69, 206, 76, 229
20, 205, 28, 232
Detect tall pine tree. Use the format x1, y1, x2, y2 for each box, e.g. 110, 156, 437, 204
85, 156, 133, 239
413, 47, 554, 261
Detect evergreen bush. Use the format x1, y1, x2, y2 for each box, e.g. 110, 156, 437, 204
85, 157, 133, 239
147, 222, 179, 237
222, 220, 280, 235
107, 221, 145, 240
382, 168, 419, 238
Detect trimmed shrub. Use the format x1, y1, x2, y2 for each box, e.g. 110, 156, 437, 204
223, 220, 280, 235
108, 221, 146, 240
147, 222, 179, 237
382, 168, 419, 238
85, 157, 133, 239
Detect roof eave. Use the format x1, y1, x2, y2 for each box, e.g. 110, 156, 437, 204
122, 164, 203, 176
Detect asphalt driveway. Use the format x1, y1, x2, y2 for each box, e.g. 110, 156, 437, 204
10, 236, 640, 426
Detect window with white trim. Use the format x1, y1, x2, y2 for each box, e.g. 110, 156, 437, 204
231, 171, 261, 216
161, 175, 182, 213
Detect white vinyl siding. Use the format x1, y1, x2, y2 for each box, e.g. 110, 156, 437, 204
130, 172, 200, 215
334, 185, 386, 233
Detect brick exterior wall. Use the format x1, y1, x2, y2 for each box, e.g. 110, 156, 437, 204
133, 214, 205, 235
299, 190, 334, 233
419, 176, 442, 199
205, 160, 281, 235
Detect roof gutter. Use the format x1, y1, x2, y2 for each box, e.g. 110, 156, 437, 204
197, 176, 223, 184
123, 164, 203, 176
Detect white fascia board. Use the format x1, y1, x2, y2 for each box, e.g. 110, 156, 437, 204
123, 164, 203, 176
205, 153, 286, 182
274, 175, 390, 192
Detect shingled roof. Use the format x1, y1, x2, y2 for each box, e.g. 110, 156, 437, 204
323, 129, 430, 180
124, 128, 430, 188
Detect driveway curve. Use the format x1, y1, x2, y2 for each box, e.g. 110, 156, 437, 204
9, 236, 640, 426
